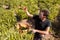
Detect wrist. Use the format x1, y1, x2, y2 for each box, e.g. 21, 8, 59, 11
26, 10, 28, 12
34, 30, 38, 32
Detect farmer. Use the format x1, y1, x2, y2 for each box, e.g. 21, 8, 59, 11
23, 7, 51, 40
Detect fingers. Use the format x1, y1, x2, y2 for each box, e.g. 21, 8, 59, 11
23, 7, 27, 10
17, 6, 28, 12
29, 29, 37, 33
23, 6, 28, 12
32, 29, 36, 33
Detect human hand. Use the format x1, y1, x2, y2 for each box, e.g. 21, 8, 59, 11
23, 6, 28, 12
32, 29, 37, 33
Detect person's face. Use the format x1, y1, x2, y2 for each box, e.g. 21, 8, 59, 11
39, 12, 45, 20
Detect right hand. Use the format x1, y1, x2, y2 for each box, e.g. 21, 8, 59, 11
23, 7, 28, 12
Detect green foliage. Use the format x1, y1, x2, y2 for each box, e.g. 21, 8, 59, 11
0, 0, 60, 40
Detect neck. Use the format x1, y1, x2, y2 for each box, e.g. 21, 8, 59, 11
42, 18, 46, 22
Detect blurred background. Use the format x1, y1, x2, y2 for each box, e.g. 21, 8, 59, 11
0, 0, 60, 40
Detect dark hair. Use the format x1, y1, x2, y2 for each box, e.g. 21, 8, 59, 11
41, 9, 49, 18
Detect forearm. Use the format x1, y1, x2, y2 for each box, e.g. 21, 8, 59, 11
26, 11, 33, 18
36, 30, 49, 35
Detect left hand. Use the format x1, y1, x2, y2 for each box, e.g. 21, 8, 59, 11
32, 29, 37, 33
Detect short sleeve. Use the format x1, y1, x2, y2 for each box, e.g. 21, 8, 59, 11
33, 15, 39, 20
46, 21, 51, 27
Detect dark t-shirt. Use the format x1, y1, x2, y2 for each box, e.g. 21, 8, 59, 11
33, 15, 51, 37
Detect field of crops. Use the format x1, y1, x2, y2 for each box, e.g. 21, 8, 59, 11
0, 0, 60, 40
